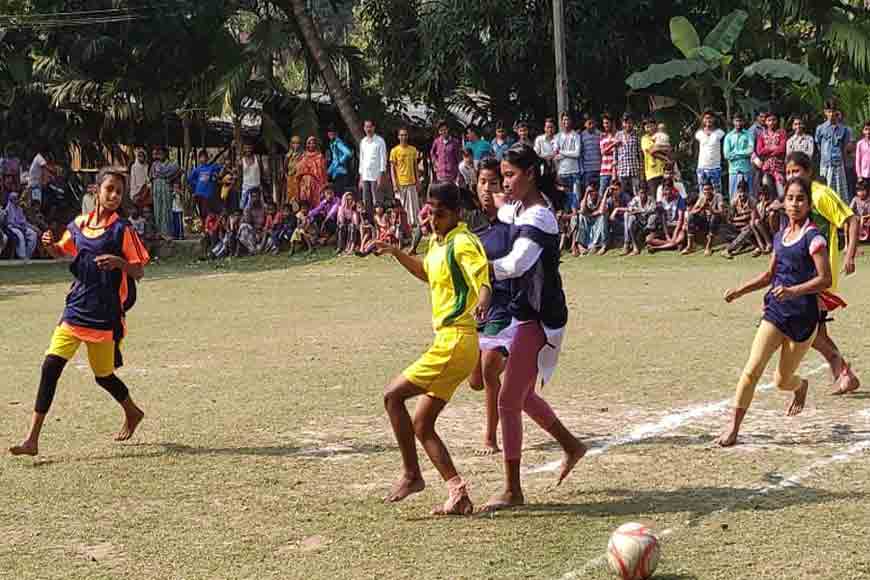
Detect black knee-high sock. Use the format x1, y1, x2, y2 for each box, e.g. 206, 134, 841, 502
95, 374, 129, 404
35, 355, 68, 414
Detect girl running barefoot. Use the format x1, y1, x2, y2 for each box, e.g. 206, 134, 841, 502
483, 144, 586, 512
10, 168, 149, 457
717, 177, 834, 447
469, 158, 513, 456
368, 182, 491, 516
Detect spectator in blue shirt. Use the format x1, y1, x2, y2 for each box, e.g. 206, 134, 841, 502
326, 127, 353, 193
580, 114, 602, 189
490, 124, 514, 161
816, 100, 852, 201
188, 150, 223, 221
464, 128, 492, 165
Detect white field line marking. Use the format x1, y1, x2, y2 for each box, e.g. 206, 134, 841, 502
529, 362, 829, 474
558, 410, 870, 580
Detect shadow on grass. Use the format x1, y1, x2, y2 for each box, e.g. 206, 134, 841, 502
473, 484, 867, 521
0, 249, 341, 288
158, 441, 389, 458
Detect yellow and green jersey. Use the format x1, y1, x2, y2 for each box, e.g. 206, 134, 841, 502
423, 222, 491, 332
810, 181, 854, 292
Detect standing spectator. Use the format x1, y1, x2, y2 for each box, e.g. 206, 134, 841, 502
849, 179, 870, 242
816, 100, 851, 202
580, 114, 602, 189
129, 148, 151, 210
457, 149, 477, 190
81, 183, 97, 215
816, 101, 851, 203
1, 144, 22, 194
335, 192, 358, 255
359, 120, 388, 217
756, 112, 787, 198
28, 146, 51, 209
464, 127, 491, 165
429, 120, 461, 185
615, 113, 643, 196
695, 111, 725, 197
554, 112, 581, 209
856, 121, 870, 184
171, 180, 185, 239
150, 146, 181, 238
748, 111, 768, 197
389, 127, 421, 226
599, 114, 617, 195
188, 150, 223, 223
326, 127, 353, 194
786, 117, 814, 158
4, 192, 37, 259
240, 142, 269, 210
285, 136, 303, 203
641, 118, 666, 196
297, 136, 328, 209
490, 123, 515, 161
723, 112, 755, 201
515, 122, 533, 148
534, 117, 558, 173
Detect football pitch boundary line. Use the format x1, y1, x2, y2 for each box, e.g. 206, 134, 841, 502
527, 362, 829, 475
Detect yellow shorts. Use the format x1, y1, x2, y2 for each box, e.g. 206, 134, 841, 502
403, 328, 479, 402
46, 326, 117, 378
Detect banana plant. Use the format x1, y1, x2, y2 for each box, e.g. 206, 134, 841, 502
627, 10, 820, 120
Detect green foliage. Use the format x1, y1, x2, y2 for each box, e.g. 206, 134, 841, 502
670, 16, 701, 58
703, 9, 748, 54
626, 59, 712, 91
742, 59, 820, 85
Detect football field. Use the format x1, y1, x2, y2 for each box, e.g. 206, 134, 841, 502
2, 252, 870, 580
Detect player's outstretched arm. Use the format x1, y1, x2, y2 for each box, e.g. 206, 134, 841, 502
368, 241, 427, 283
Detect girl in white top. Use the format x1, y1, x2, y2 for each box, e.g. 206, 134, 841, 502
786, 117, 814, 158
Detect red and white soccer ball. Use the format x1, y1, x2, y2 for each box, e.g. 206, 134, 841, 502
607, 522, 661, 580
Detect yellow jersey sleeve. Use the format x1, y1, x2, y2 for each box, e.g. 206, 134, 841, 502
454, 232, 491, 294
813, 184, 854, 229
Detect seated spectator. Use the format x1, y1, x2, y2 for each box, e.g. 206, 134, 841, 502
646, 178, 688, 253
849, 179, 870, 243
237, 209, 259, 256
289, 201, 316, 256
752, 182, 775, 255
722, 181, 762, 258
556, 209, 573, 254
615, 183, 656, 256
0, 202, 8, 257
357, 201, 375, 254
211, 210, 242, 259
573, 184, 609, 256
409, 200, 432, 255
374, 204, 397, 247
605, 178, 631, 243
655, 163, 687, 202
258, 201, 279, 254
684, 181, 725, 256
199, 209, 224, 260
268, 203, 297, 255
335, 192, 358, 255
4, 192, 38, 259
309, 185, 338, 229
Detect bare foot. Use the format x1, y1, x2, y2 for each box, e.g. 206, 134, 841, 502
432, 488, 474, 516
596, 247, 607, 256
831, 366, 860, 395
481, 490, 525, 512
681, 247, 693, 255
787, 379, 809, 417
114, 405, 144, 441
384, 475, 425, 503
629, 249, 640, 256
620, 248, 630, 256
715, 429, 739, 447
557, 441, 587, 486
9, 440, 38, 456
474, 443, 500, 456
704, 249, 712, 256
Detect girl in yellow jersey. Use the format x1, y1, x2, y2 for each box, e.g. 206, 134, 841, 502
368, 182, 491, 516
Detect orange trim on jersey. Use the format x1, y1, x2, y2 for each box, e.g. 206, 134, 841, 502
60, 322, 114, 343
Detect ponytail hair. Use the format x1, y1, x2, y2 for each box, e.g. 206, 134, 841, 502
501, 143, 563, 209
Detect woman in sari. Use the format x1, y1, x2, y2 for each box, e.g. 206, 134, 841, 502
286, 136, 303, 203
296, 136, 328, 208
150, 146, 181, 238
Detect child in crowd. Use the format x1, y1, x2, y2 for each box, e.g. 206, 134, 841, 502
211, 210, 241, 259
289, 201, 315, 256
357, 201, 375, 253
335, 192, 358, 255
651, 123, 672, 163
848, 179, 870, 243
458, 148, 476, 189
717, 177, 834, 447
220, 168, 238, 210
130, 206, 146, 237
752, 182, 775, 256
259, 202, 279, 254
9, 168, 148, 456
237, 209, 258, 256
392, 198, 412, 248
556, 209, 573, 253
616, 183, 656, 255
374, 204, 397, 246
722, 180, 762, 258
171, 180, 185, 240
201, 210, 225, 259
684, 181, 725, 256
269, 203, 297, 254
410, 200, 432, 255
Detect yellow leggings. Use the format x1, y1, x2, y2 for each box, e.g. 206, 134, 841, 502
735, 320, 816, 409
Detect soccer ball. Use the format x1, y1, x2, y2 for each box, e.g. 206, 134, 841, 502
607, 522, 661, 580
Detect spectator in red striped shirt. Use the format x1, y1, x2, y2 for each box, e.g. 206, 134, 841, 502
599, 114, 618, 196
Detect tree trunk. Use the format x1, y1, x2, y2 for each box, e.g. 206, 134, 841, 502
284, 0, 363, 145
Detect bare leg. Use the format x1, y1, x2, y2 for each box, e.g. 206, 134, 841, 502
477, 350, 505, 456
383, 377, 427, 502
814, 321, 860, 393
9, 412, 46, 456
114, 397, 144, 441
716, 407, 748, 447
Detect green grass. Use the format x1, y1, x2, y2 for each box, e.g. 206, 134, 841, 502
2, 250, 870, 579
